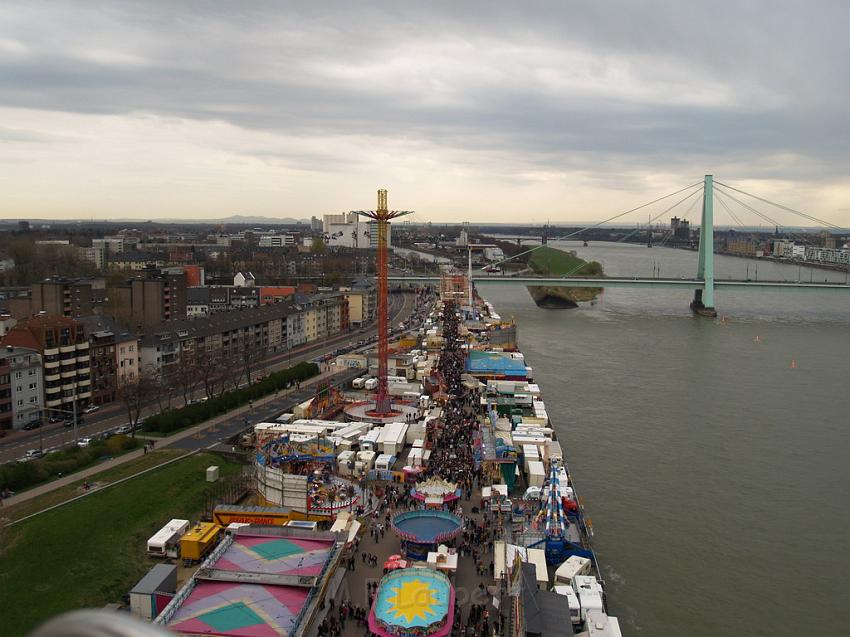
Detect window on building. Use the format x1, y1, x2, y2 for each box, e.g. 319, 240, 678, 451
29, 383, 36, 389
14, 371, 21, 379
17, 399, 23, 406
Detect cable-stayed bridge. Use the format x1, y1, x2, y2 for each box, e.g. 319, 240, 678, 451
390, 175, 850, 316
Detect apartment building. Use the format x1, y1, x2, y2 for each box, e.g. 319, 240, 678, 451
343, 280, 376, 326
2, 316, 91, 414
4, 347, 44, 429
78, 315, 139, 402
139, 302, 301, 375
110, 273, 187, 330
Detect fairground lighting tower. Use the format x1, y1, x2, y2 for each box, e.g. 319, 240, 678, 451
358, 189, 412, 415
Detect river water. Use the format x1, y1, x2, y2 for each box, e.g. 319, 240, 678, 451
476, 241, 850, 636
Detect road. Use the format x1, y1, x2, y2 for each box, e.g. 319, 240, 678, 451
1, 291, 417, 463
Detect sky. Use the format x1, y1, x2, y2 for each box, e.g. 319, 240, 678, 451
1, 1, 849, 226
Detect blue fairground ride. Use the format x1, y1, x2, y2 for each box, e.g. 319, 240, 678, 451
529, 461, 595, 565
255, 433, 336, 467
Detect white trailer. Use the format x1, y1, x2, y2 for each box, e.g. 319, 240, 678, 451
584, 610, 623, 637
357, 450, 376, 471
572, 575, 605, 623
146, 519, 190, 558
352, 377, 367, 389
555, 556, 592, 585
337, 450, 356, 476
364, 378, 378, 390
375, 454, 395, 471
552, 584, 582, 625
527, 460, 546, 488
378, 422, 408, 456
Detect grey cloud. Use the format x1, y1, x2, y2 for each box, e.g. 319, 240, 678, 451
1, 1, 850, 185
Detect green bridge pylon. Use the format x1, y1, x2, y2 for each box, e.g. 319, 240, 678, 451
691, 174, 718, 317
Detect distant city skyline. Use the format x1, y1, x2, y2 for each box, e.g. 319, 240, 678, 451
1, 2, 849, 225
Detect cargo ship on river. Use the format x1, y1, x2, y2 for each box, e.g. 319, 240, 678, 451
148, 287, 620, 637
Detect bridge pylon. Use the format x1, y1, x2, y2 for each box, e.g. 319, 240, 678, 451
691, 174, 718, 317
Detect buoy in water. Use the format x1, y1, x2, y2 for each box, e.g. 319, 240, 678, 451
790, 359, 797, 369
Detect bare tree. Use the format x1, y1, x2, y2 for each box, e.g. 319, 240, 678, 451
116, 370, 156, 438
173, 350, 201, 406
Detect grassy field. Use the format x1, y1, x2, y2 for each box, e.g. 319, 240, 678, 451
2, 449, 186, 523
0, 452, 242, 636
528, 245, 603, 276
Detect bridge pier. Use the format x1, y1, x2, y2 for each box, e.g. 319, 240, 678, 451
691, 175, 718, 317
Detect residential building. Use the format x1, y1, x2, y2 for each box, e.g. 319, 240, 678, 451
109, 252, 166, 271
302, 293, 349, 342
78, 315, 138, 402
5, 347, 44, 429
259, 286, 296, 305
8, 277, 104, 319
804, 246, 850, 266
1, 316, 91, 413
138, 302, 299, 375
186, 288, 211, 317
258, 233, 298, 248
233, 272, 256, 287
109, 272, 187, 330
342, 280, 376, 326
76, 245, 105, 269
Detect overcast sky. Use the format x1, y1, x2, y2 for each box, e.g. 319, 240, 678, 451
1, 1, 849, 225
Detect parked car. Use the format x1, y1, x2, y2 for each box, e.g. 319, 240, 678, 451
24, 449, 44, 460
114, 425, 133, 435
22, 421, 42, 430
77, 437, 93, 447
83, 405, 100, 414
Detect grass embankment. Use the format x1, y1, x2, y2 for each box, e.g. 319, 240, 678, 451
527, 246, 603, 304
2, 449, 185, 522
0, 452, 242, 636
528, 245, 602, 276
0, 435, 143, 493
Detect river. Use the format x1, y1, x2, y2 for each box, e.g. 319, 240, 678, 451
476, 241, 850, 636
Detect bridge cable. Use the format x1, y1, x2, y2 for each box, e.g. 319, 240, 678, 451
713, 188, 817, 246
714, 181, 842, 230
616, 186, 703, 245
658, 190, 703, 248
713, 189, 746, 227
481, 181, 703, 271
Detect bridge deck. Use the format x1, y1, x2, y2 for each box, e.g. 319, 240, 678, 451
388, 275, 850, 291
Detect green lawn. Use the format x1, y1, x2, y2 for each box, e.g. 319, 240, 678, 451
528, 245, 602, 276
0, 452, 242, 636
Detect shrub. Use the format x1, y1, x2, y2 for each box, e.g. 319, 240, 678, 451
141, 361, 319, 435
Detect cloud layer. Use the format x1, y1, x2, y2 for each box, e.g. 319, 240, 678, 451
1, 1, 849, 224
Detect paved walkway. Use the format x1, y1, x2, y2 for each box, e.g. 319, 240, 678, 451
1, 367, 339, 509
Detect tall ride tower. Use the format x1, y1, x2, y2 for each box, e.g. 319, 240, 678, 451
358, 190, 412, 415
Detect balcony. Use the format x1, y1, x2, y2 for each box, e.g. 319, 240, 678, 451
46, 397, 63, 408
59, 345, 76, 354
44, 360, 60, 370
78, 378, 91, 386
77, 391, 91, 399
61, 370, 76, 379
61, 382, 77, 391
77, 342, 89, 350
44, 347, 60, 356
77, 354, 90, 363
45, 373, 61, 382
45, 385, 62, 395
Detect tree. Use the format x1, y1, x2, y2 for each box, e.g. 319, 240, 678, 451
311, 237, 327, 254
173, 350, 201, 406
116, 371, 156, 438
